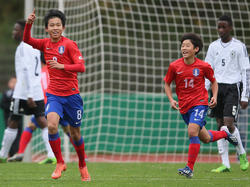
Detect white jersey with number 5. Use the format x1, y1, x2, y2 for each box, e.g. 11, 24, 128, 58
205, 38, 249, 101
13, 41, 44, 101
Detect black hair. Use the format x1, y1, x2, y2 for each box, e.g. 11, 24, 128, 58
218, 15, 233, 27
180, 33, 203, 54
16, 19, 26, 30
44, 9, 66, 28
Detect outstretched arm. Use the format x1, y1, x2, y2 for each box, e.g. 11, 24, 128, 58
23, 9, 44, 51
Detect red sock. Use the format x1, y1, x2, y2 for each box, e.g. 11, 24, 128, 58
69, 135, 88, 160
49, 135, 64, 164
18, 127, 33, 154
208, 130, 227, 142
187, 143, 200, 170
73, 137, 86, 168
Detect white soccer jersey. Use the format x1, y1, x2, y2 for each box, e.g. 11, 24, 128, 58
205, 38, 249, 101
13, 41, 44, 101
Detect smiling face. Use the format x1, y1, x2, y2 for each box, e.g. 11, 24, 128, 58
181, 39, 199, 60
45, 17, 65, 42
217, 20, 232, 42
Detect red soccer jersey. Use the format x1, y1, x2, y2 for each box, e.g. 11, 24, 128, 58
164, 57, 216, 114
23, 23, 85, 96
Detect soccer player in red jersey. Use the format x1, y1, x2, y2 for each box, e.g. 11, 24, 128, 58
23, 9, 90, 181
164, 33, 238, 178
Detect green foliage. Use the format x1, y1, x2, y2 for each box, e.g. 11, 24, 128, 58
0, 0, 24, 92
0, 162, 249, 186
0, 0, 24, 43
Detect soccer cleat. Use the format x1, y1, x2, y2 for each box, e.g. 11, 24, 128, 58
0, 157, 7, 163
38, 157, 57, 164
220, 126, 238, 146
51, 163, 67, 179
239, 153, 249, 171
7, 153, 24, 162
178, 166, 193, 178
79, 166, 91, 181
211, 164, 231, 173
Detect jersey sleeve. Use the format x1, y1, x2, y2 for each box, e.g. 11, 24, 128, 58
23, 23, 45, 51
64, 41, 85, 72
164, 63, 175, 84
204, 63, 216, 83
238, 44, 249, 101
204, 44, 214, 90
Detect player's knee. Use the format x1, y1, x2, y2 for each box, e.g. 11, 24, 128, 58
47, 122, 58, 134
28, 122, 36, 131
188, 130, 197, 138
201, 137, 210, 144
70, 128, 81, 141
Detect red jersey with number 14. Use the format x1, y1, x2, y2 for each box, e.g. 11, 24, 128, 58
23, 23, 85, 96
164, 57, 216, 114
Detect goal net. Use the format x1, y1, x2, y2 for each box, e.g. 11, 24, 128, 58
26, 0, 250, 163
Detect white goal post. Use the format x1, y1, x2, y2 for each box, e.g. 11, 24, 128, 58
25, 0, 250, 163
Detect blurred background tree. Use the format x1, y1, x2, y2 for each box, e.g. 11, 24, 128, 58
0, 0, 24, 92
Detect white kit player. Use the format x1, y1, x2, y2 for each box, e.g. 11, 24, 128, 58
205, 15, 249, 172
0, 19, 47, 162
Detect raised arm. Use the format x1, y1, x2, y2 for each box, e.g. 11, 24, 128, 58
23, 8, 44, 51
27, 8, 36, 24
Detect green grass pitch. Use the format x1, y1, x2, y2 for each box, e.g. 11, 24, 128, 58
0, 162, 249, 187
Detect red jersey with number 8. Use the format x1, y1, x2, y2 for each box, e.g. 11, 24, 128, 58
23, 23, 85, 96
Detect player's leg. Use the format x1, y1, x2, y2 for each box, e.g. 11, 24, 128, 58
223, 84, 249, 171
178, 106, 208, 178
198, 122, 237, 145
237, 108, 248, 148
0, 116, 20, 162
64, 94, 90, 181
235, 108, 249, 170
8, 117, 37, 162
45, 94, 66, 179
47, 112, 66, 179
69, 126, 90, 181
225, 116, 249, 171
35, 115, 56, 164
0, 98, 24, 162
60, 120, 88, 162
210, 118, 231, 172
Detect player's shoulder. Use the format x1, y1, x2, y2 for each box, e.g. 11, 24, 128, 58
209, 38, 221, 47
62, 36, 77, 46
232, 37, 246, 47
196, 58, 211, 68
170, 58, 183, 66
22, 41, 40, 53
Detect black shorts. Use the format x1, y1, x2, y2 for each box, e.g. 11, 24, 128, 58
9, 98, 45, 120
209, 83, 240, 120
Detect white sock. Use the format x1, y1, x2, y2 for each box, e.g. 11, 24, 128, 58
217, 138, 230, 168
233, 127, 246, 155
41, 127, 55, 158
0, 128, 18, 158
